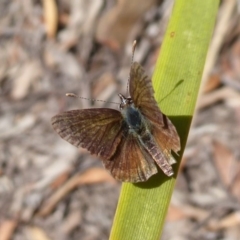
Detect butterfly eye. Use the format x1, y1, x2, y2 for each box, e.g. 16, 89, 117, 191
119, 103, 124, 110
127, 98, 133, 104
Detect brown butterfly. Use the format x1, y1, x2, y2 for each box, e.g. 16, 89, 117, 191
51, 43, 180, 183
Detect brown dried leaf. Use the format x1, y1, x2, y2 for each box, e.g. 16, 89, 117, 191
38, 168, 116, 217
50, 170, 70, 189
61, 211, 82, 235
203, 73, 221, 93
230, 166, 240, 201
0, 220, 18, 240
212, 140, 235, 187
167, 204, 208, 222
198, 87, 240, 109
96, 0, 157, 49
42, 0, 58, 39
10, 61, 42, 100
208, 211, 240, 231
92, 72, 115, 98
24, 226, 51, 240
58, 12, 70, 27
166, 204, 186, 221
201, 0, 236, 84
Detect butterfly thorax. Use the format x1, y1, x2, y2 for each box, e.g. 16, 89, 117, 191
118, 93, 147, 135
124, 105, 144, 132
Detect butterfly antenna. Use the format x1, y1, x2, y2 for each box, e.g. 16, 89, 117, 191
66, 93, 119, 105
127, 40, 137, 96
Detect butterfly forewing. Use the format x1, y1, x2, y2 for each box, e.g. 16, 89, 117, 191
103, 133, 158, 182
51, 108, 124, 160
129, 62, 180, 161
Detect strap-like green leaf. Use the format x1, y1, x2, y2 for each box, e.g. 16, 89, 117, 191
110, 1, 219, 239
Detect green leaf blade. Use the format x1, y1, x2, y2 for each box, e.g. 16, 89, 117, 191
110, 1, 219, 240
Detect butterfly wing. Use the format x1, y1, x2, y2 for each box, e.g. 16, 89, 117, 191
151, 114, 180, 165
103, 133, 158, 182
51, 108, 124, 160
129, 62, 180, 162
52, 108, 157, 182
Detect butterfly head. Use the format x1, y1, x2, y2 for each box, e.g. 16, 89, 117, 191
118, 93, 133, 110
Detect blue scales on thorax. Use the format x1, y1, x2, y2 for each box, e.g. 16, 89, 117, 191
125, 106, 143, 132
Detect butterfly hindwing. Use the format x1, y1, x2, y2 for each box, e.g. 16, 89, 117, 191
51, 108, 124, 160
103, 133, 158, 182
152, 114, 180, 160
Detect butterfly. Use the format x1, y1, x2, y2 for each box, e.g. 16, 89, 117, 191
52, 47, 180, 183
